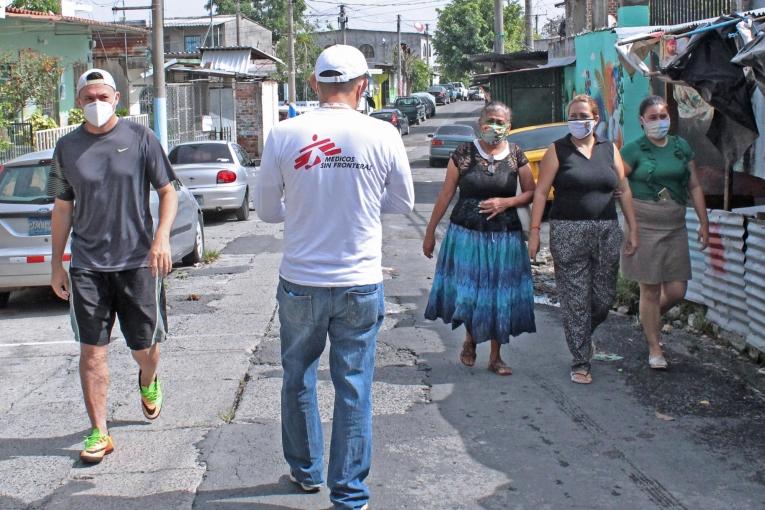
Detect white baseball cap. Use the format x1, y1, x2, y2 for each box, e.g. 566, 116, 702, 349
76, 68, 117, 95
314, 45, 369, 83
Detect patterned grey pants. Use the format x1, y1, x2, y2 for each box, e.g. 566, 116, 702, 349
549, 220, 623, 372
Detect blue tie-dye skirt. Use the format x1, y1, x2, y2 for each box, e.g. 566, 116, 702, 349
425, 223, 536, 343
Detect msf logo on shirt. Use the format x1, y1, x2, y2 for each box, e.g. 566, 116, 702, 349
294, 134, 342, 170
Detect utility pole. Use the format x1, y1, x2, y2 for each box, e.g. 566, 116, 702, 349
339, 5, 348, 45
493, 0, 503, 53
396, 14, 402, 98
287, 0, 296, 103
152, 0, 167, 150
236, 0, 241, 46
525, 0, 534, 50
426, 23, 432, 86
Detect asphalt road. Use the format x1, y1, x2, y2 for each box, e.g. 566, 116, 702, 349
1, 100, 764, 510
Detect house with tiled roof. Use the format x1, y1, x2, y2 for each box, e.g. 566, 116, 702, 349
0, 6, 148, 124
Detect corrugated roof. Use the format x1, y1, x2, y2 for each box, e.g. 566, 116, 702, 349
3, 6, 149, 34
164, 15, 236, 28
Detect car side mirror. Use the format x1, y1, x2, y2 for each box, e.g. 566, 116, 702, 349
427, 133, 434, 138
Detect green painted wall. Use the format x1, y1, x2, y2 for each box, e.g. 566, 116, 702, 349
0, 19, 91, 124
618, 6, 650, 28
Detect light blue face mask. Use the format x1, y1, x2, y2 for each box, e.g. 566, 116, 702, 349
643, 118, 671, 139
479, 123, 508, 145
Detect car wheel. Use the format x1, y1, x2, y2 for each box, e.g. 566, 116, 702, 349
0, 292, 9, 309
406, 123, 410, 135
235, 189, 250, 221
182, 212, 205, 266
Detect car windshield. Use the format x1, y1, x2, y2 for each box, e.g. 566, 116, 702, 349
506, 125, 570, 151
168, 144, 232, 164
0, 163, 53, 204
437, 125, 475, 137
428, 87, 443, 93
395, 98, 417, 105
371, 112, 393, 120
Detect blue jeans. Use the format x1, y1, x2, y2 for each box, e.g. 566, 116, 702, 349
277, 277, 385, 510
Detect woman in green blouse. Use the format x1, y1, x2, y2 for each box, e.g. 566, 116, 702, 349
620, 95, 709, 370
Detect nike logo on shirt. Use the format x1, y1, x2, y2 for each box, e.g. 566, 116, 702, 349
117, 147, 129, 152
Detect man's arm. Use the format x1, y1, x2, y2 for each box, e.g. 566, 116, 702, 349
51, 199, 73, 300
149, 182, 178, 277
380, 131, 415, 214
253, 133, 286, 223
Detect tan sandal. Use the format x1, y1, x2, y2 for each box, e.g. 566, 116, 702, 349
460, 341, 476, 367
488, 359, 512, 376
570, 371, 592, 384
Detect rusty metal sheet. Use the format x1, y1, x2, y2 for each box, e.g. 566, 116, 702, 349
686, 208, 707, 305
703, 210, 749, 337
746, 220, 765, 352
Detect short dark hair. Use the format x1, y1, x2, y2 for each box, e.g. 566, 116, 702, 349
639, 95, 668, 116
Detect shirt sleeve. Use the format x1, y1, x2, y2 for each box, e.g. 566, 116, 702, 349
514, 143, 529, 168
380, 127, 415, 214
144, 130, 176, 189
620, 141, 639, 170
677, 136, 695, 162
253, 129, 286, 223
48, 146, 74, 201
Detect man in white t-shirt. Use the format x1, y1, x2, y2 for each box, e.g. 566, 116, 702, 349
254, 45, 414, 510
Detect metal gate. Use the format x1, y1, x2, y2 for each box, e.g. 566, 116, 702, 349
650, 0, 735, 25
0, 123, 33, 164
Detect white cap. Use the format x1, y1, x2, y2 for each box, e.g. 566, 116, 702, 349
76, 68, 116, 95
314, 45, 369, 83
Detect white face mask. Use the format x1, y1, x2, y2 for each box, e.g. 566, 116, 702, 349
568, 119, 596, 140
643, 118, 670, 139
83, 100, 115, 128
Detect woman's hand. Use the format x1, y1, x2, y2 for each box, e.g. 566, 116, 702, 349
423, 231, 436, 258
478, 197, 510, 220
699, 223, 710, 250
623, 228, 639, 257
528, 229, 540, 261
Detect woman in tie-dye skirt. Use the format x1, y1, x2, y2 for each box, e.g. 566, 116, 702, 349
423, 102, 536, 376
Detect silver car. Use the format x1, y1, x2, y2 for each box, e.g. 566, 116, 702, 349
0, 149, 205, 308
168, 141, 255, 221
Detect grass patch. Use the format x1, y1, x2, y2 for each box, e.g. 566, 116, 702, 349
615, 273, 640, 313
202, 249, 221, 265
218, 407, 235, 424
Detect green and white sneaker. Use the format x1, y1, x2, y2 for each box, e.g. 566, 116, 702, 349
139, 370, 163, 420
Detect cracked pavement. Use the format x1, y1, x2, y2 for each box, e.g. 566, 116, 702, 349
1, 101, 764, 509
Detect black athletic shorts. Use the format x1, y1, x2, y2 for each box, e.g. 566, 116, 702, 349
68, 267, 167, 350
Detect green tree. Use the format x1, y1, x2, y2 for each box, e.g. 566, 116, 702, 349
11, 0, 60, 13
274, 30, 321, 101
433, 0, 524, 82
207, 0, 309, 43
410, 59, 430, 92
0, 49, 63, 122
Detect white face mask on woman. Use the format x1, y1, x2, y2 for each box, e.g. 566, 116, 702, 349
643, 118, 670, 139
83, 99, 116, 128
567, 119, 595, 140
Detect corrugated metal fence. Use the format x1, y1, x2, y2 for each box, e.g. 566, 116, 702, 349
686, 207, 765, 354
650, 0, 735, 25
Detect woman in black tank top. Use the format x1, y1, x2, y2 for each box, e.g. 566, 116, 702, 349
527, 95, 639, 385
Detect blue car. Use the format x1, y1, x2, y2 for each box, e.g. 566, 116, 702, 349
428, 124, 476, 167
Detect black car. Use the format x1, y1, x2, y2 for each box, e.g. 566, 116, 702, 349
427, 85, 449, 105
394, 96, 427, 125
370, 108, 410, 135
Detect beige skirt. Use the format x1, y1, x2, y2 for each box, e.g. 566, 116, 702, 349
621, 198, 692, 284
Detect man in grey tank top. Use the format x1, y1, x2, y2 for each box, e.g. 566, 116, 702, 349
49, 69, 178, 463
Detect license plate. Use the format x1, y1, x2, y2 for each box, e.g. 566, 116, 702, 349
28, 217, 51, 236
194, 194, 204, 206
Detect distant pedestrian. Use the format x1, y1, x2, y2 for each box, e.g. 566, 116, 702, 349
254, 45, 414, 510
423, 101, 536, 376
49, 69, 177, 462
620, 95, 709, 369
528, 94, 639, 384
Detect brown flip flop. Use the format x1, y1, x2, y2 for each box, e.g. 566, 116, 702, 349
460, 342, 476, 367
488, 359, 512, 376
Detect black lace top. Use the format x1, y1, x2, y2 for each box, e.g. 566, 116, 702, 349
448, 141, 529, 232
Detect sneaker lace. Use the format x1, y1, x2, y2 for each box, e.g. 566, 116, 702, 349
84, 429, 104, 449
141, 380, 160, 403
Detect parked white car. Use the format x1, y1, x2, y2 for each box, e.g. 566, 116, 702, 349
168, 141, 255, 221
0, 149, 205, 308
450, 82, 469, 101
